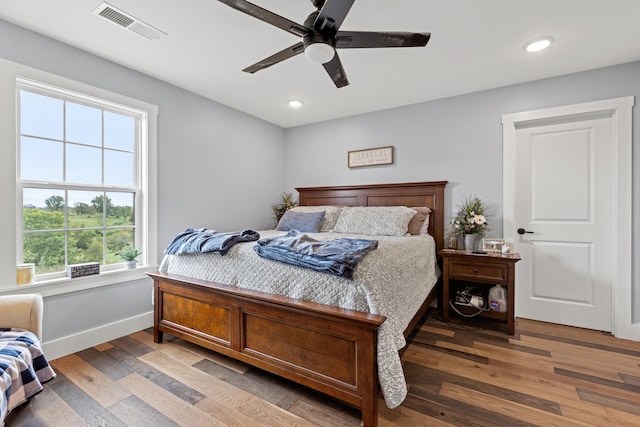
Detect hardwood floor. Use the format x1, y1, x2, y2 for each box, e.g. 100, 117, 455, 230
6, 309, 640, 426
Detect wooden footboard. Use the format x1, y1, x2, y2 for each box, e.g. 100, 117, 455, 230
149, 271, 387, 427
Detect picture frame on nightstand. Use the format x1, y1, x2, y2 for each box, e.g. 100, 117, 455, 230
482, 238, 505, 253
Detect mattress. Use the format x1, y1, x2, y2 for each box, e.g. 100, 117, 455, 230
159, 230, 440, 408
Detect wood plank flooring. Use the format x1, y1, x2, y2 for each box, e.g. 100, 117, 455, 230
6, 309, 640, 426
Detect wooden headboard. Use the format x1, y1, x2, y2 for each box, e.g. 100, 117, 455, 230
296, 181, 448, 255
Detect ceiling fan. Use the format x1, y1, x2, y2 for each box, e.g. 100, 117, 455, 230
218, 0, 431, 88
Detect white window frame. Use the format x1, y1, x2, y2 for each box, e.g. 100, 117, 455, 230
9, 75, 157, 297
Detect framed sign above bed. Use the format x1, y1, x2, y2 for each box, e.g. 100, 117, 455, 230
348, 146, 393, 168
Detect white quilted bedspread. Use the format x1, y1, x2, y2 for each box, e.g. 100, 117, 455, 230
159, 230, 440, 408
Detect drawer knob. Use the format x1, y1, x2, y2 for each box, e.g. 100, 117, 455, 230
474, 268, 479, 273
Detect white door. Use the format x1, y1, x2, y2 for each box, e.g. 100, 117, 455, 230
515, 116, 612, 330
502, 97, 634, 335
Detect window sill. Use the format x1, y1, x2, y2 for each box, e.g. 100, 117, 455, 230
0, 266, 158, 297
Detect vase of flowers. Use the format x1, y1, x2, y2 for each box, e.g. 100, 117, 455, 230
271, 192, 298, 223
464, 233, 478, 252
453, 195, 488, 251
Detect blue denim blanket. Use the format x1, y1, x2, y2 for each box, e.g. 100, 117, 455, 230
164, 228, 260, 256
253, 230, 378, 279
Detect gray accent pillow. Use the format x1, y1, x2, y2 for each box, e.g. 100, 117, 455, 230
276, 210, 326, 232
289, 206, 343, 232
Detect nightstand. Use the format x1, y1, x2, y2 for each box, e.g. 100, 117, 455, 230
440, 249, 521, 334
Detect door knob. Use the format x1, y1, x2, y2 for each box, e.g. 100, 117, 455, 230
517, 228, 534, 235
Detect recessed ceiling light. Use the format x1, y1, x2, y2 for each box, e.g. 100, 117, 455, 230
524, 36, 554, 53
288, 100, 303, 108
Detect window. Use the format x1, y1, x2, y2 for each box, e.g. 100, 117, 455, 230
16, 78, 153, 281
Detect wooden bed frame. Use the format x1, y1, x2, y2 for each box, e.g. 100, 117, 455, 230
149, 181, 447, 427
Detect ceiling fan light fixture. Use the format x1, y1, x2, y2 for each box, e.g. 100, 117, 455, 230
524, 36, 554, 53
304, 42, 335, 64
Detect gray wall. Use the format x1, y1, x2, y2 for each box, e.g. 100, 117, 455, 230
1, 16, 638, 340
0, 19, 285, 344
284, 60, 640, 321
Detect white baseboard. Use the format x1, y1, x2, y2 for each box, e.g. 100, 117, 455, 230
43, 311, 154, 360
615, 322, 640, 342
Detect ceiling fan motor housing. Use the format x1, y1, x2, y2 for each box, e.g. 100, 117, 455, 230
303, 28, 334, 49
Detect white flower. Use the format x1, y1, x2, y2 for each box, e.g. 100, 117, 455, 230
473, 214, 486, 225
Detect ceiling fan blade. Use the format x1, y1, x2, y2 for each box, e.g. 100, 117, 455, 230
218, 0, 307, 37
335, 31, 431, 48
313, 0, 355, 34
242, 42, 304, 73
322, 53, 349, 88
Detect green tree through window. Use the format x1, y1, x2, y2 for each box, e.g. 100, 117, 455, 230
45, 195, 64, 211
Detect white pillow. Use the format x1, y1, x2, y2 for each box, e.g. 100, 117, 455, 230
289, 206, 343, 232
333, 206, 416, 236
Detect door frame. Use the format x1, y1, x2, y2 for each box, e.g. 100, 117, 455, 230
502, 96, 636, 340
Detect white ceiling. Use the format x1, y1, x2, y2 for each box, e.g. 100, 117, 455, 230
2, 0, 639, 128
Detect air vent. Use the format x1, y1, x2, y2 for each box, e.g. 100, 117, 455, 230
93, 2, 166, 40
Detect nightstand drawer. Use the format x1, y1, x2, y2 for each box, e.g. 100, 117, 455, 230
449, 261, 507, 282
